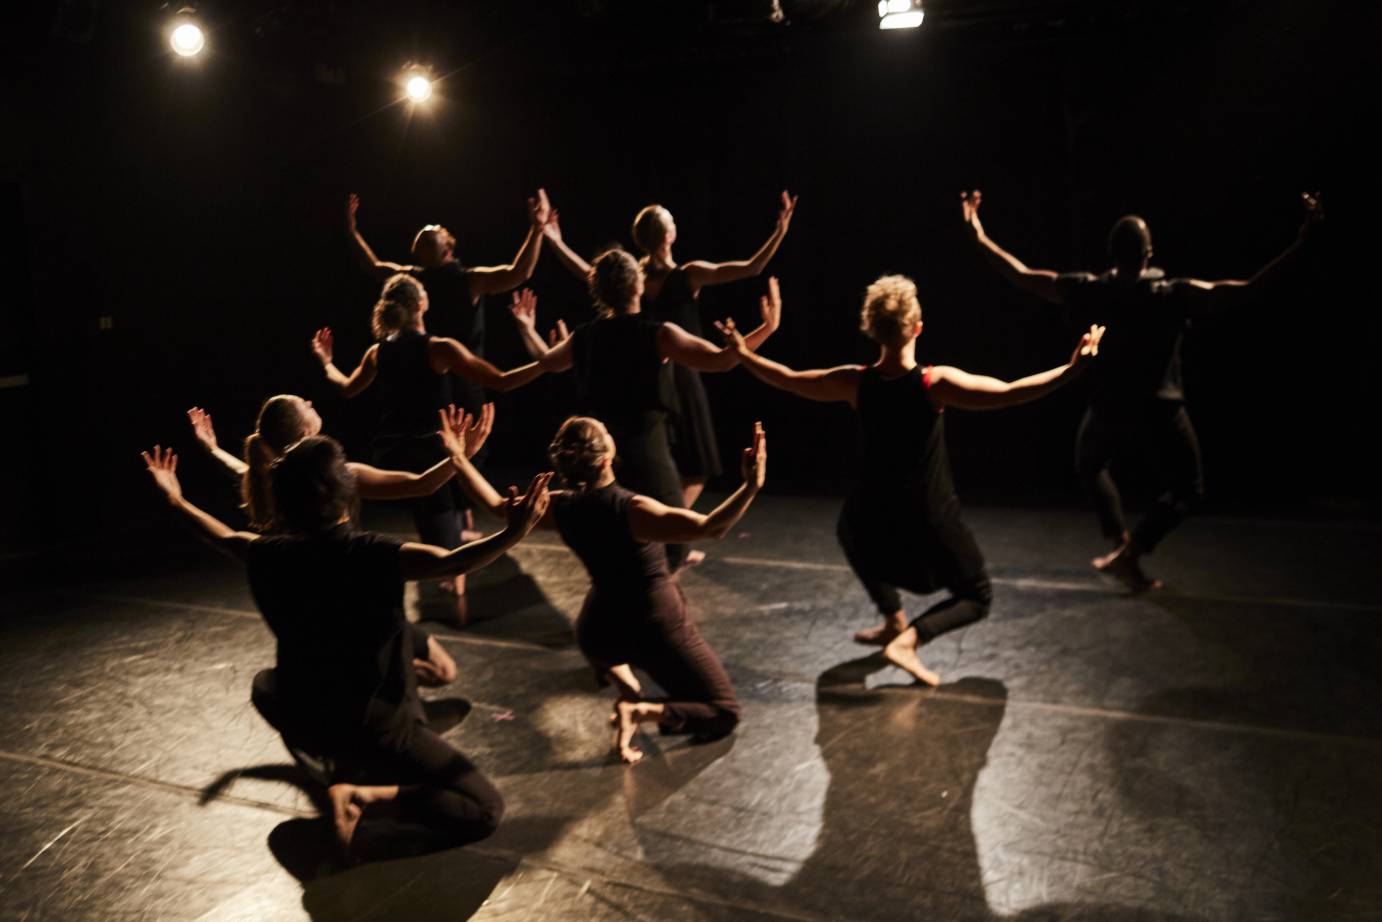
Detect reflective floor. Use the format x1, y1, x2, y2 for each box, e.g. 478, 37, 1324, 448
1, 497, 1379, 921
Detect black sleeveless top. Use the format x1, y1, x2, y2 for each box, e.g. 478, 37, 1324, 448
643, 267, 700, 336
571, 314, 676, 418
375, 330, 453, 439
553, 484, 670, 592
855, 365, 959, 516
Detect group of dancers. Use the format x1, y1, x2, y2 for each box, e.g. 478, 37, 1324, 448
141, 185, 1320, 862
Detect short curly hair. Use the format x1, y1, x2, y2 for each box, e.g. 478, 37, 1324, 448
270, 436, 358, 534
859, 275, 922, 345
588, 249, 643, 317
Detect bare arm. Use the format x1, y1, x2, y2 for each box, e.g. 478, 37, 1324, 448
397, 472, 553, 579
436, 406, 559, 530
927, 325, 1104, 411
187, 407, 249, 477
626, 423, 766, 543
507, 288, 572, 363
961, 190, 1065, 305
431, 337, 545, 392
312, 329, 378, 398
465, 190, 550, 298
541, 210, 593, 281
682, 191, 796, 292
142, 446, 257, 559
656, 275, 782, 371
348, 403, 493, 501
345, 194, 417, 281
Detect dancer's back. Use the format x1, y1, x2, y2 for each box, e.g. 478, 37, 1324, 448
553, 484, 669, 594
855, 365, 957, 517
376, 330, 453, 438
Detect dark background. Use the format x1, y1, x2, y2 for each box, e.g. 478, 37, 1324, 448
3, 0, 1373, 553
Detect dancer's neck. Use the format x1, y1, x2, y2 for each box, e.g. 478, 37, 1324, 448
876, 339, 917, 375
646, 246, 675, 271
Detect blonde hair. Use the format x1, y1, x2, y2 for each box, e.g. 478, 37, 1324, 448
631, 205, 672, 254
859, 274, 922, 345
372, 274, 426, 340
547, 417, 613, 489
241, 394, 313, 531
587, 249, 643, 318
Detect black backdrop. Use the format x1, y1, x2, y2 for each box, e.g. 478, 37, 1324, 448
5, 0, 1373, 547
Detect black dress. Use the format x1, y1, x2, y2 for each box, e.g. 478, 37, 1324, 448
244, 526, 503, 860
553, 484, 740, 737
370, 330, 467, 550
643, 267, 722, 480
835, 365, 993, 640
570, 312, 688, 568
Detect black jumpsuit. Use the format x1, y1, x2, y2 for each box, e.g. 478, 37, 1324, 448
642, 267, 722, 481
369, 330, 467, 551
570, 313, 689, 569
554, 484, 740, 738
1056, 271, 1206, 552
835, 365, 994, 640
245, 526, 503, 861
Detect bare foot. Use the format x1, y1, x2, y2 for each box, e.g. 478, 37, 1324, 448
614, 699, 645, 765
327, 784, 365, 853
1093, 545, 1162, 593
854, 616, 906, 646
684, 549, 707, 567
883, 629, 941, 686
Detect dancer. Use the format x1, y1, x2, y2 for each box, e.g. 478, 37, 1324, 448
141, 437, 552, 861
719, 276, 1103, 685
187, 398, 493, 686
539, 191, 796, 509
960, 189, 1321, 589
313, 273, 546, 602
509, 250, 778, 570
346, 189, 552, 535
440, 407, 765, 764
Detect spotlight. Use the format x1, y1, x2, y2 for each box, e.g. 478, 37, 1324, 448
405, 75, 432, 103
170, 21, 205, 56
877, 0, 923, 29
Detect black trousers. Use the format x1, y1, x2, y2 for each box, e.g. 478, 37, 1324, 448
1075, 403, 1205, 552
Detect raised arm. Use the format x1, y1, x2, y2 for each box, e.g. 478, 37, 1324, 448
682, 191, 797, 292
349, 404, 493, 500
1179, 192, 1322, 318
626, 423, 766, 543
656, 276, 782, 372
345, 194, 417, 282
928, 325, 1104, 411
961, 190, 1065, 305
465, 190, 550, 298
142, 446, 257, 559
187, 407, 249, 477
507, 288, 572, 364
719, 316, 861, 404
398, 472, 553, 580
430, 336, 546, 392
540, 209, 593, 281
312, 328, 378, 398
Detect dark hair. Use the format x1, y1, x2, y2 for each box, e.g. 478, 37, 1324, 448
630, 205, 671, 254
1107, 215, 1152, 275
547, 417, 612, 488
587, 249, 642, 317
242, 394, 313, 531
372, 273, 426, 339
269, 436, 357, 534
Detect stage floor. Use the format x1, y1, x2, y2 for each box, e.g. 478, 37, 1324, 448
1, 497, 1379, 921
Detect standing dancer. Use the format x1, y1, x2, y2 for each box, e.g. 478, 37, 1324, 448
960, 190, 1321, 589
346, 189, 552, 536
186, 398, 493, 686
312, 274, 546, 604
509, 250, 778, 570
720, 277, 1103, 684
539, 191, 796, 510
142, 438, 552, 861
440, 407, 766, 764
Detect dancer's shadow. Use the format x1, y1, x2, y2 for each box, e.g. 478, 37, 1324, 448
414, 554, 577, 648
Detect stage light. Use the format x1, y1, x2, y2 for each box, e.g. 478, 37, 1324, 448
878, 0, 924, 29
405, 75, 432, 103
170, 22, 205, 56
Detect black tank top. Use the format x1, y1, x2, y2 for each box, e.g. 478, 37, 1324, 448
553, 483, 670, 591
375, 330, 454, 438
643, 267, 700, 336
571, 313, 675, 418
856, 365, 959, 515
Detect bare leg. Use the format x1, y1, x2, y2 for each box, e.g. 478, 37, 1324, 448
854, 609, 908, 645
327, 783, 400, 855
413, 635, 458, 688
681, 478, 706, 508
607, 664, 642, 699
882, 627, 941, 687
461, 508, 484, 543
614, 699, 669, 765
1093, 536, 1162, 593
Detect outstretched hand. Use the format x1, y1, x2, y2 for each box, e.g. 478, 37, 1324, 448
1299, 191, 1324, 239
776, 190, 798, 233
187, 407, 218, 453
509, 289, 538, 331
503, 472, 554, 536
1070, 324, 1106, 367
759, 276, 782, 332
960, 189, 984, 237
740, 422, 767, 492
346, 193, 360, 230
142, 445, 183, 502
439, 403, 495, 460
528, 188, 552, 228
543, 209, 564, 242
714, 316, 748, 354
547, 318, 570, 348
311, 328, 334, 366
